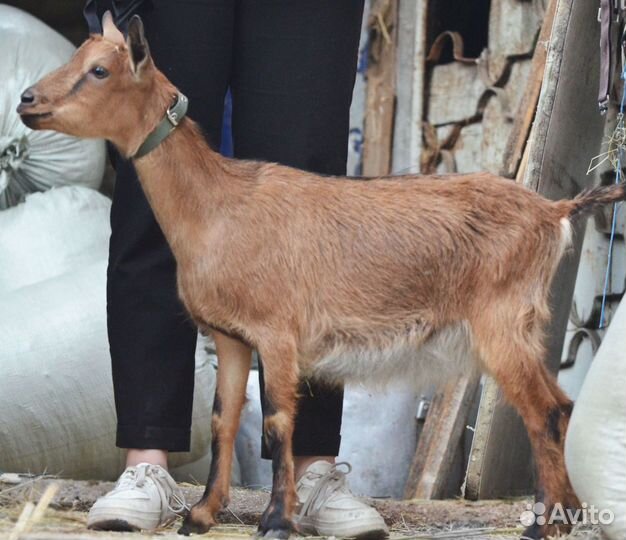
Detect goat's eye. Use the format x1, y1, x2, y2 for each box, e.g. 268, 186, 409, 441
90, 66, 109, 79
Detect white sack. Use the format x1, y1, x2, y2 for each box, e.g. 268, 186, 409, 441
0, 261, 216, 480
338, 384, 419, 497
565, 299, 626, 539
0, 5, 105, 209
236, 373, 418, 497
0, 187, 215, 479
0, 186, 111, 295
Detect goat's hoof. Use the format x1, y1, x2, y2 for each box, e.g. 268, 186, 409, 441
178, 516, 214, 536
521, 522, 544, 540
177, 523, 209, 536
521, 521, 571, 540
258, 506, 293, 539
256, 528, 291, 539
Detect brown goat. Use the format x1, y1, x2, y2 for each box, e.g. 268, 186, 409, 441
17, 13, 625, 540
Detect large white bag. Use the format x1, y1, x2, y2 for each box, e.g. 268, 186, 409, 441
0, 263, 216, 480
565, 299, 626, 539
0, 186, 111, 294
338, 383, 419, 497
0, 187, 215, 480
0, 5, 106, 209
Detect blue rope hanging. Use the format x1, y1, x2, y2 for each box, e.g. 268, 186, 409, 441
598, 63, 626, 329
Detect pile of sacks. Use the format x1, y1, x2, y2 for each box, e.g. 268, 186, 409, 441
0, 5, 215, 481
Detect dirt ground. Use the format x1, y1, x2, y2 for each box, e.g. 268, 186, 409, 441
0, 477, 602, 540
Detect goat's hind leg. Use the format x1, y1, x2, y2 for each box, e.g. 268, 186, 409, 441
472, 314, 578, 540
256, 339, 300, 539
179, 331, 252, 535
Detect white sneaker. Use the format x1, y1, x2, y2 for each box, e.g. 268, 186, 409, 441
293, 461, 388, 539
87, 463, 187, 531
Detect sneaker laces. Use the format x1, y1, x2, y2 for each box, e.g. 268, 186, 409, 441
298, 462, 353, 518
161, 473, 190, 514
113, 464, 189, 515
113, 465, 146, 490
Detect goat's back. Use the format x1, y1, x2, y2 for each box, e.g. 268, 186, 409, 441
194, 168, 567, 356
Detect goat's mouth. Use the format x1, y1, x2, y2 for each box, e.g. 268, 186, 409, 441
18, 111, 53, 129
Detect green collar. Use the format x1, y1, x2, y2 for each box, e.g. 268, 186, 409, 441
133, 92, 189, 159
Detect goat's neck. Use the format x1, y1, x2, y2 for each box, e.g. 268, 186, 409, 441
131, 118, 240, 259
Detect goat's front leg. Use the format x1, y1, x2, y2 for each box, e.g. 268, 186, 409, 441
179, 331, 251, 535
256, 340, 300, 539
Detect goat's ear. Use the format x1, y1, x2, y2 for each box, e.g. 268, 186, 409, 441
102, 11, 124, 45
126, 15, 151, 75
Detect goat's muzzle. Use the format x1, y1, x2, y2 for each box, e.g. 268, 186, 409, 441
16, 87, 52, 129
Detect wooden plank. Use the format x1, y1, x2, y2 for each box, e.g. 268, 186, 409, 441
481, 60, 531, 174
465, 0, 606, 500
489, 0, 544, 54
427, 63, 486, 125
391, 0, 428, 174
464, 377, 534, 500
452, 123, 483, 173
515, 137, 531, 184
363, 0, 398, 176
404, 372, 480, 500
500, 0, 558, 178
487, 0, 544, 78
347, 2, 371, 176
425, 123, 483, 174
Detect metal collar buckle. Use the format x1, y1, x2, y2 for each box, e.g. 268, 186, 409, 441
132, 92, 189, 159
166, 94, 187, 127
166, 107, 179, 127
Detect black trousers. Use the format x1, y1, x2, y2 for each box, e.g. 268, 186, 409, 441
106, 0, 364, 456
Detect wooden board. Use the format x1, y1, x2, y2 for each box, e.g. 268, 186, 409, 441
427, 63, 485, 125
391, 0, 428, 174
363, 0, 398, 176
481, 60, 531, 174
465, 0, 606, 499
404, 371, 481, 499
487, 0, 543, 77
430, 123, 483, 174
500, 0, 559, 178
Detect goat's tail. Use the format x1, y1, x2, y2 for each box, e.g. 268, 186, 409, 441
557, 181, 626, 220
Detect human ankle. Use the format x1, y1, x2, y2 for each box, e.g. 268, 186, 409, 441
294, 456, 335, 482
125, 448, 169, 469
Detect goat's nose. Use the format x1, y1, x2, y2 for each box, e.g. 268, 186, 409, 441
20, 88, 36, 104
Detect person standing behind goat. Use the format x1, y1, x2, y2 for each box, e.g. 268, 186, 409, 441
83, 1, 387, 538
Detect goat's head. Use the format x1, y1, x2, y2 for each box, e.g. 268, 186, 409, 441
16, 13, 176, 157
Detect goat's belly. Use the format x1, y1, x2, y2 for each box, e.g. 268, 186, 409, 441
307, 322, 475, 389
